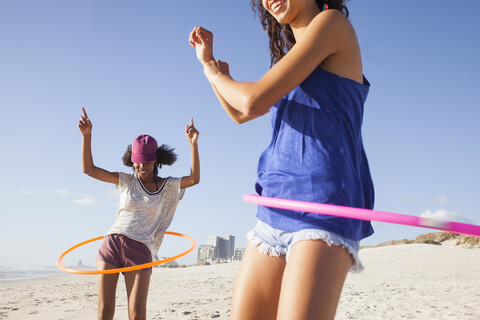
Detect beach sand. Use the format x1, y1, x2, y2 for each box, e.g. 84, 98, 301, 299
1, 244, 479, 319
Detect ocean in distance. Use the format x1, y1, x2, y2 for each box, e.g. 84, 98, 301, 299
0, 266, 63, 282
0, 265, 94, 282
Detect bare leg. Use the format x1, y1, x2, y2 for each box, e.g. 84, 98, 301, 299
97, 261, 119, 320
277, 240, 353, 320
124, 269, 151, 320
229, 241, 286, 320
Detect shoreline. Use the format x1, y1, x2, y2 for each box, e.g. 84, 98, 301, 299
0, 262, 231, 283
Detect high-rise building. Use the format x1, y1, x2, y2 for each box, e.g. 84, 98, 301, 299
198, 234, 236, 262
221, 235, 235, 260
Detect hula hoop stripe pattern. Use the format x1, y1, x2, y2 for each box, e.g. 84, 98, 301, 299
57, 231, 196, 275
243, 194, 480, 238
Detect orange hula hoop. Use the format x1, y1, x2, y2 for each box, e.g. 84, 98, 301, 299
56, 231, 196, 275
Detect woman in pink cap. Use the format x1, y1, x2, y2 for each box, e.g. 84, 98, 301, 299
78, 107, 199, 320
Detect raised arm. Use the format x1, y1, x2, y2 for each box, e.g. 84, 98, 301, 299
78, 107, 119, 185
189, 27, 259, 124
191, 10, 361, 120
180, 117, 200, 189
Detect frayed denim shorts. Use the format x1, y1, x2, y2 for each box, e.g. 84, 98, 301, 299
247, 220, 364, 273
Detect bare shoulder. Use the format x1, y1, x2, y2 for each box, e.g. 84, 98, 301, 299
311, 10, 363, 83
294, 9, 357, 58
300, 9, 358, 57
309, 9, 354, 36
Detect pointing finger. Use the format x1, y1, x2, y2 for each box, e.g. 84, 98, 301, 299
81, 107, 88, 119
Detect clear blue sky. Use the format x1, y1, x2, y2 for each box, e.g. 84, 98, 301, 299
0, 0, 479, 268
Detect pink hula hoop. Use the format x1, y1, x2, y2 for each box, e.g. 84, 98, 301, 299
243, 194, 480, 238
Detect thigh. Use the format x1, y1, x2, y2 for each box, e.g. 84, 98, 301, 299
229, 241, 286, 320
97, 261, 120, 309
277, 240, 353, 320
124, 269, 151, 319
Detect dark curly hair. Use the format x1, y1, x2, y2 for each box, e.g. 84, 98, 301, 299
122, 144, 177, 176
250, 0, 349, 66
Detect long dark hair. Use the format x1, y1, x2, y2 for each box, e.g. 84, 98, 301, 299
122, 144, 177, 176
250, 0, 349, 66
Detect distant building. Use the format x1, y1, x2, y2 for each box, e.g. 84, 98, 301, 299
233, 248, 245, 261
198, 234, 236, 262
157, 258, 177, 268
197, 245, 216, 262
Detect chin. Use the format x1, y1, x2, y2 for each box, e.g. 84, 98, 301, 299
272, 12, 293, 24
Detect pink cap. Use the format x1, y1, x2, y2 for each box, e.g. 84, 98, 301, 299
131, 135, 157, 163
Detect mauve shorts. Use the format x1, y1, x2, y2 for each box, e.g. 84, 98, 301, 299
97, 234, 152, 273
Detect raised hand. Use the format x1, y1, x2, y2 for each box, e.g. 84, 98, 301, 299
181, 117, 200, 189
78, 107, 93, 136
189, 26, 214, 65
185, 117, 199, 145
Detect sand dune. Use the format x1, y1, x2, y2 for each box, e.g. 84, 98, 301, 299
1, 244, 479, 319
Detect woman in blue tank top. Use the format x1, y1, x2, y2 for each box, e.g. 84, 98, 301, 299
190, 1, 374, 319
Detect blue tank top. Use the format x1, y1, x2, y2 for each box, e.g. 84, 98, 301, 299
255, 67, 374, 240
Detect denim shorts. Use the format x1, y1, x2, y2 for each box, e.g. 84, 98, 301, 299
97, 234, 153, 273
247, 220, 364, 273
